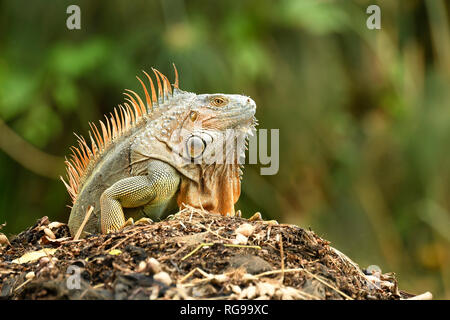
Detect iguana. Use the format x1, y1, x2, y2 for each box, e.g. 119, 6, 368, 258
61, 65, 257, 238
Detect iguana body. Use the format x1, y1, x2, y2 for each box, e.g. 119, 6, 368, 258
62, 66, 257, 237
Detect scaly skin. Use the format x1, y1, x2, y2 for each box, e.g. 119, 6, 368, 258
62, 66, 257, 237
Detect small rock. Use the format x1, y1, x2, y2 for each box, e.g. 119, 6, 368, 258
136, 260, 147, 273
232, 233, 248, 245
257, 282, 275, 297
154, 271, 172, 286
230, 285, 242, 294
236, 223, 256, 237
25, 271, 35, 280
147, 258, 161, 274
39, 257, 50, 266
242, 285, 257, 299
229, 255, 273, 274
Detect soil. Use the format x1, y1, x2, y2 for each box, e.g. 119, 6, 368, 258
0, 206, 415, 300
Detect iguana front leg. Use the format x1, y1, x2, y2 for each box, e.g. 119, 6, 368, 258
100, 160, 180, 234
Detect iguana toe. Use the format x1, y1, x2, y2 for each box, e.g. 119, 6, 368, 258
122, 217, 135, 228
248, 212, 262, 221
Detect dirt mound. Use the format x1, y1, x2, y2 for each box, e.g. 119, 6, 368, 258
0, 207, 417, 300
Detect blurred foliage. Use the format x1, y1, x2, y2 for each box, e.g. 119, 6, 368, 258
0, 0, 449, 298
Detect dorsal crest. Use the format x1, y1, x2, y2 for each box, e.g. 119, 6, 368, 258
61, 64, 180, 204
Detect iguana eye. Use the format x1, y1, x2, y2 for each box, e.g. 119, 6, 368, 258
190, 111, 198, 121
186, 135, 205, 159
210, 96, 228, 107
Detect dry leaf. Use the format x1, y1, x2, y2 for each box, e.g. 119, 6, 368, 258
12, 248, 57, 264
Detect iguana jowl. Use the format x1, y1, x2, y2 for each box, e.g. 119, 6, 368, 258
62, 65, 257, 237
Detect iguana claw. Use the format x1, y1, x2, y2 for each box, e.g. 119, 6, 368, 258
248, 212, 262, 221
120, 217, 153, 230
135, 217, 153, 226
122, 217, 135, 228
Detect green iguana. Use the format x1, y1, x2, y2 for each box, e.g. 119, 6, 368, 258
62, 65, 257, 237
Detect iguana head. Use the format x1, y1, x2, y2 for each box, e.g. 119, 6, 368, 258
169, 93, 256, 163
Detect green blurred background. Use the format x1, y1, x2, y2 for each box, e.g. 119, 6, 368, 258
0, 0, 449, 298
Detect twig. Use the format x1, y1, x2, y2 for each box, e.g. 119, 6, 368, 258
254, 268, 305, 278
267, 225, 272, 241
109, 230, 141, 250
179, 267, 212, 283
74, 206, 94, 241
196, 268, 212, 278
202, 295, 233, 300
194, 223, 228, 241
92, 283, 105, 289
223, 244, 261, 250
184, 203, 205, 219
60, 239, 85, 245
179, 268, 199, 283
97, 236, 116, 250
158, 243, 191, 261
112, 262, 133, 273
122, 223, 155, 233
181, 277, 216, 287
279, 233, 285, 284
181, 243, 213, 261
14, 279, 32, 292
